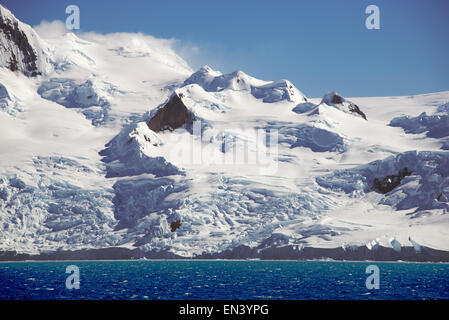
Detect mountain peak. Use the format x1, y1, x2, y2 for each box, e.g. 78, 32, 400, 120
321, 91, 345, 105
320, 91, 367, 120
198, 65, 216, 73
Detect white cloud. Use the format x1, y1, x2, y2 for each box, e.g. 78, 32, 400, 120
33, 20, 204, 74
79, 32, 193, 73
34, 20, 68, 39
80, 31, 175, 51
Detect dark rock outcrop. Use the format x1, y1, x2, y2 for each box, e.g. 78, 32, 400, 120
372, 167, 412, 194
0, 13, 40, 77
331, 93, 343, 104
348, 103, 367, 120
170, 220, 181, 232
148, 94, 194, 132
323, 92, 368, 120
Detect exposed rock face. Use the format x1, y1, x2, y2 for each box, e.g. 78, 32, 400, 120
348, 103, 367, 120
372, 168, 412, 194
331, 93, 343, 104
170, 220, 181, 232
148, 94, 194, 132
321, 91, 368, 120
0, 8, 40, 77
330, 93, 367, 120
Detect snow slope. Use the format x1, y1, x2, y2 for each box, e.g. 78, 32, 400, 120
0, 5, 448, 260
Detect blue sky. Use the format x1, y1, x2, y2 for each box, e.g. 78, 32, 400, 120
2, 0, 448, 97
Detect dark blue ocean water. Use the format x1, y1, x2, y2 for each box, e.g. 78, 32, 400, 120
0, 260, 447, 300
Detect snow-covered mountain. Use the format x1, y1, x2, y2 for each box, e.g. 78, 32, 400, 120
0, 5, 448, 261
0, 5, 50, 77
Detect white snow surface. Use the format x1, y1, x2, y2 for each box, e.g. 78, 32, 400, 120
0, 6, 448, 257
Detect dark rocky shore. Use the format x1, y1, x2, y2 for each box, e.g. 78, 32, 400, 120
1, 244, 449, 262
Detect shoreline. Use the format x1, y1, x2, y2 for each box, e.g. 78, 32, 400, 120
2, 244, 449, 263
1, 259, 449, 264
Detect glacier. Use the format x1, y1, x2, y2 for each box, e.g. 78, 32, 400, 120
389, 109, 449, 139
317, 151, 449, 212
0, 4, 448, 261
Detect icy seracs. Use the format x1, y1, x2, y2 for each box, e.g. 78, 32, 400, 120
0, 4, 448, 261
